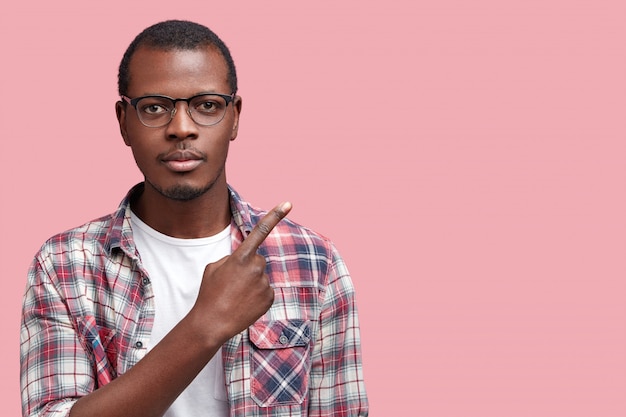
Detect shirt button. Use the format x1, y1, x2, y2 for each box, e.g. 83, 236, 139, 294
135, 341, 143, 349
142, 277, 150, 285
279, 334, 288, 345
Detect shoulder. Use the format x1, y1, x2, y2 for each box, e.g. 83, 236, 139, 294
34, 212, 119, 268
247, 204, 335, 254
229, 188, 338, 260
246, 205, 350, 287
35, 185, 137, 262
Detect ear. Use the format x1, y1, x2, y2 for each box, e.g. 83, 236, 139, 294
115, 101, 131, 146
230, 95, 242, 141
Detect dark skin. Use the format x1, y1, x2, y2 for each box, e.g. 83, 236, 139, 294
118, 46, 240, 238
69, 46, 291, 417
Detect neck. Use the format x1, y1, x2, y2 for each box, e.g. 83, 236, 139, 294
131, 181, 231, 239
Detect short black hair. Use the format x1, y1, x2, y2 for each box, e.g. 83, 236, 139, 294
118, 20, 237, 96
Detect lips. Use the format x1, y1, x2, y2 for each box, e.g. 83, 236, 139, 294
161, 150, 205, 172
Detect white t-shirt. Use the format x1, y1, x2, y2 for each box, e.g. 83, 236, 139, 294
131, 212, 230, 417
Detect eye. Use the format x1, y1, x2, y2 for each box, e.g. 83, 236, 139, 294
137, 97, 172, 116
142, 103, 169, 115
195, 100, 220, 113
193, 96, 226, 114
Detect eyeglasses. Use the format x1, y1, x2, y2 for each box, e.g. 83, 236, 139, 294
121, 93, 235, 128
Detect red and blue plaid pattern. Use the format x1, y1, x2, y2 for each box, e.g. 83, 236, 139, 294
20, 184, 368, 416
249, 319, 311, 406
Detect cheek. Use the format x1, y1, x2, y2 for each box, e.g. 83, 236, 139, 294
125, 126, 160, 159
128, 140, 157, 169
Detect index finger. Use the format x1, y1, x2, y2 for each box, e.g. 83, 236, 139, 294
237, 201, 292, 257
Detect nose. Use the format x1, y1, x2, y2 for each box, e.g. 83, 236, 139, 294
165, 102, 199, 140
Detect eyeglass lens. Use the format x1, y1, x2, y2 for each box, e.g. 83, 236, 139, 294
135, 95, 229, 127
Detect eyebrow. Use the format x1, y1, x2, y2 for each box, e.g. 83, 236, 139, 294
138, 90, 226, 98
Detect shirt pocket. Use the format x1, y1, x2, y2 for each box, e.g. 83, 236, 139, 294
249, 319, 311, 407
75, 315, 118, 386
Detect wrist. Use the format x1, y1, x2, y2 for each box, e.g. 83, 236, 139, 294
183, 305, 231, 351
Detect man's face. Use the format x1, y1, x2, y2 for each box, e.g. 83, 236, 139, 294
116, 46, 241, 201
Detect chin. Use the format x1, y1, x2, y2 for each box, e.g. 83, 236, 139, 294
160, 184, 210, 201
146, 167, 225, 202
150, 174, 224, 202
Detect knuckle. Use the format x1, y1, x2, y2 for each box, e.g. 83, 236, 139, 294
232, 251, 247, 265
255, 254, 267, 266
256, 221, 272, 237
203, 262, 216, 274
263, 278, 275, 302
252, 260, 266, 275
271, 208, 284, 221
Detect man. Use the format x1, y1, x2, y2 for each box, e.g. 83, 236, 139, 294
20, 20, 368, 417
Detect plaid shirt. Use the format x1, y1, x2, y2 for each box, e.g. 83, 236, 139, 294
20, 184, 368, 417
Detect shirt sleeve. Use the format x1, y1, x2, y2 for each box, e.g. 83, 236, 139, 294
308, 244, 369, 416
20, 253, 94, 417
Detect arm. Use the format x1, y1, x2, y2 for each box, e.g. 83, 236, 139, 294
308, 247, 369, 416
20, 257, 228, 417
21, 203, 291, 417
21, 256, 94, 417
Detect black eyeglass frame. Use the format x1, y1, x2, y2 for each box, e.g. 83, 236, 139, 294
120, 92, 235, 127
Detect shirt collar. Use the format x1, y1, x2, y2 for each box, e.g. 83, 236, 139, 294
103, 183, 143, 257
103, 183, 254, 256
227, 185, 254, 236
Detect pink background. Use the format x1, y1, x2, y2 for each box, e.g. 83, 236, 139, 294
1, 1, 625, 415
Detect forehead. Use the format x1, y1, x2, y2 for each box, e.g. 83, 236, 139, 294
127, 46, 230, 96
